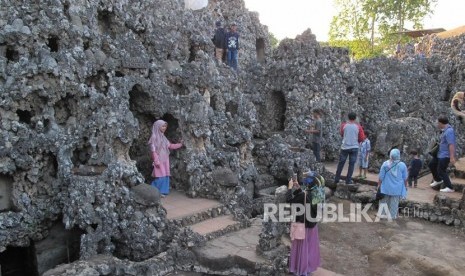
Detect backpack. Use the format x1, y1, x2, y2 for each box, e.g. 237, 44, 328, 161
310, 175, 325, 205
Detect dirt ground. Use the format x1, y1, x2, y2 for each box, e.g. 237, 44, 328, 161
319, 198, 465, 276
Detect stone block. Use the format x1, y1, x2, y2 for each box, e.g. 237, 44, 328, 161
131, 184, 160, 206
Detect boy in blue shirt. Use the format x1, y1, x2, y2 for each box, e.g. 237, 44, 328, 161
408, 150, 422, 188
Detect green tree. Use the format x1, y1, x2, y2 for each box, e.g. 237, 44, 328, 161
329, 0, 437, 59
269, 32, 279, 48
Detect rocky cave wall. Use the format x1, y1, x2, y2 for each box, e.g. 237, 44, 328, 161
0, 0, 270, 265
1, 0, 465, 274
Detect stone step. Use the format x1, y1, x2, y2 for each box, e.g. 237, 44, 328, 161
192, 218, 266, 275
189, 215, 242, 240
169, 205, 230, 227
160, 190, 229, 227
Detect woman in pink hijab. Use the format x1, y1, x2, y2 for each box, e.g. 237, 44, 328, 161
148, 120, 183, 197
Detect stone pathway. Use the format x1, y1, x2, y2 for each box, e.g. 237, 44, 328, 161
324, 162, 463, 204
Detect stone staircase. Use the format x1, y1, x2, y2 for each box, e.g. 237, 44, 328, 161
160, 191, 265, 275
161, 191, 242, 240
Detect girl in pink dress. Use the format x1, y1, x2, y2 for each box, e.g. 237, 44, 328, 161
148, 120, 183, 197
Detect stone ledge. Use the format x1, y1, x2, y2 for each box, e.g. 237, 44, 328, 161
169, 205, 230, 227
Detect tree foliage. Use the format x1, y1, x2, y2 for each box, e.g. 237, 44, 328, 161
329, 0, 437, 59
269, 32, 279, 48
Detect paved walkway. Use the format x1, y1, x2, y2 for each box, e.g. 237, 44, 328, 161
325, 162, 463, 203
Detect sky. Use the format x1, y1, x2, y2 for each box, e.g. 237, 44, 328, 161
244, 0, 465, 42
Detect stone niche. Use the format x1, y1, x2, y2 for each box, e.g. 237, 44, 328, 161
0, 243, 39, 276
34, 223, 82, 275
0, 174, 14, 212
256, 38, 265, 63
260, 90, 286, 135
0, 223, 82, 276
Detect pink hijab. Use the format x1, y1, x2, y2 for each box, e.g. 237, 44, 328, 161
148, 120, 170, 162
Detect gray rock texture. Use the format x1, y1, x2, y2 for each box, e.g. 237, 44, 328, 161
1, 0, 465, 274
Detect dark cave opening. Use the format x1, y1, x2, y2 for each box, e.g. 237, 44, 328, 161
346, 86, 354, 94
71, 137, 92, 166
47, 35, 59, 52
16, 109, 32, 125
0, 243, 39, 276
128, 84, 157, 182
256, 38, 265, 63
0, 174, 14, 212
5, 46, 19, 62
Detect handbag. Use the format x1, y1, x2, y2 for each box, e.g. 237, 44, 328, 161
376, 162, 398, 201
428, 142, 439, 157
428, 132, 442, 157
375, 186, 385, 201
290, 191, 306, 241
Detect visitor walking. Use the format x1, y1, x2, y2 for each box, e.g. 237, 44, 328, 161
334, 112, 366, 184
211, 21, 226, 64
357, 134, 371, 180
429, 115, 456, 193
407, 150, 422, 188
225, 22, 240, 70
377, 148, 408, 219
287, 173, 320, 276
148, 120, 183, 197
306, 110, 323, 162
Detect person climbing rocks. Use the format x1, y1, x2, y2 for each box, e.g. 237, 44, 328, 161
450, 91, 465, 122
305, 110, 323, 162
225, 22, 240, 71
429, 115, 456, 193
211, 20, 226, 64
334, 112, 366, 185
148, 120, 183, 197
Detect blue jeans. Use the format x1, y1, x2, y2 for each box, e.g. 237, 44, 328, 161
334, 148, 358, 184
312, 142, 321, 162
428, 156, 452, 189
227, 49, 238, 70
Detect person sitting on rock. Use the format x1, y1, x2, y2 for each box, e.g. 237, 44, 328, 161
148, 120, 183, 197
450, 91, 465, 122
287, 173, 321, 276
